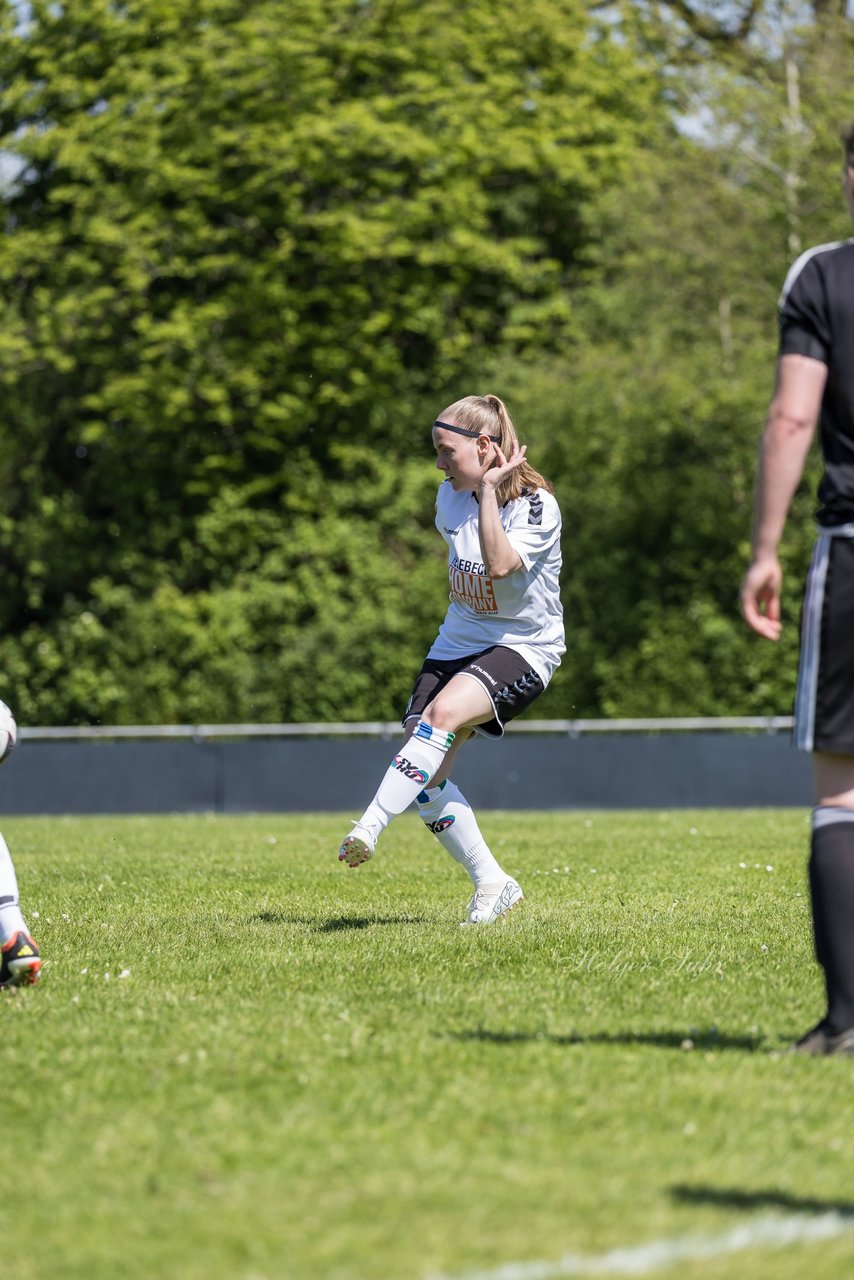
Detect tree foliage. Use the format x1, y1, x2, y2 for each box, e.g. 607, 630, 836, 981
0, 0, 662, 723
0, 0, 853, 725
507, 11, 854, 719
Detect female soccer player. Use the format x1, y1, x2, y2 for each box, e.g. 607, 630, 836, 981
338, 393, 564, 924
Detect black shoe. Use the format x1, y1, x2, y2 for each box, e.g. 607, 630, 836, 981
790, 1020, 854, 1055
0, 930, 41, 988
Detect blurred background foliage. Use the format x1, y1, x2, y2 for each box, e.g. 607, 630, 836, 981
0, 0, 851, 724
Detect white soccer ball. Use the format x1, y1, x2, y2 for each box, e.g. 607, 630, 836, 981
0, 701, 17, 765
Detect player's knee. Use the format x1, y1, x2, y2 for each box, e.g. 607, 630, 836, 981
421, 700, 459, 733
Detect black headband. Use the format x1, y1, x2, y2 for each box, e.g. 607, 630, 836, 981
433, 419, 500, 443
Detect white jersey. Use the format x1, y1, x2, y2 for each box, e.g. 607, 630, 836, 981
427, 480, 565, 686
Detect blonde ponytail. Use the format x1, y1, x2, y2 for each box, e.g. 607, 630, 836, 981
437, 394, 553, 504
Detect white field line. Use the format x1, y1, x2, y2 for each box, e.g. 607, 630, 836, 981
426, 1211, 854, 1280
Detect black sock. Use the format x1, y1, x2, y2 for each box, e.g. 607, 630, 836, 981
810, 808, 854, 1034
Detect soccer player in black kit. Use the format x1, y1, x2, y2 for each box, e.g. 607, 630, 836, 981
742, 122, 854, 1054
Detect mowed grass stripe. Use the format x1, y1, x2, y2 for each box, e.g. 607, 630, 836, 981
0, 811, 851, 1280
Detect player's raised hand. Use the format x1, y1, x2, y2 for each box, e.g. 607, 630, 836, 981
480, 442, 527, 491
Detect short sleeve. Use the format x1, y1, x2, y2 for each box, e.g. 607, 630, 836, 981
505, 491, 561, 571
779, 251, 831, 363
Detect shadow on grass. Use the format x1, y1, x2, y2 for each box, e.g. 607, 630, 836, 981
443, 1028, 763, 1051
672, 1184, 854, 1217
249, 910, 428, 931
318, 915, 429, 932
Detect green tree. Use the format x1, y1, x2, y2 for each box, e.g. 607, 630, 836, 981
0, 0, 662, 722
498, 12, 854, 719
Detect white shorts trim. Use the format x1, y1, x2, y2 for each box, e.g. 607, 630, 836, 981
454, 671, 505, 739
793, 533, 831, 752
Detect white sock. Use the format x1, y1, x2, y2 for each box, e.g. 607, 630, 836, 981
0, 832, 28, 944
357, 722, 455, 841
416, 780, 507, 888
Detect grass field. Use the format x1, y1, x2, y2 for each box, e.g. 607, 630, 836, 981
3, 808, 854, 1280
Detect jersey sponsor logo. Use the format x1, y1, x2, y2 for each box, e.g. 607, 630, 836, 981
443, 526, 460, 535
425, 815, 455, 833
392, 755, 429, 784
528, 495, 543, 526
450, 555, 485, 575
448, 566, 498, 614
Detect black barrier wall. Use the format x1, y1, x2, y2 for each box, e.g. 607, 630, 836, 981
0, 734, 812, 814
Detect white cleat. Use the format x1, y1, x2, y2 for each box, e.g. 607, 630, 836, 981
338, 825, 376, 869
460, 876, 524, 925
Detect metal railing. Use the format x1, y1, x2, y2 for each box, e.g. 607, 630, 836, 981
17, 716, 795, 742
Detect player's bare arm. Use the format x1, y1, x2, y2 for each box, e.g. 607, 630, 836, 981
741, 354, 826, 640
477, 443, 526, 578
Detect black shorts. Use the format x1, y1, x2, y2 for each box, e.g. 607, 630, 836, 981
794, 532, 854, 753
402, 645, 545, 740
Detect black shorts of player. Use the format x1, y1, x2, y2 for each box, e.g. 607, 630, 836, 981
794, 532, 854, 753
402, 645, 545, 740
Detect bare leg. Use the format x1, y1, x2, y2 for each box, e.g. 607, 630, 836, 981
814, 752, 854, 807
